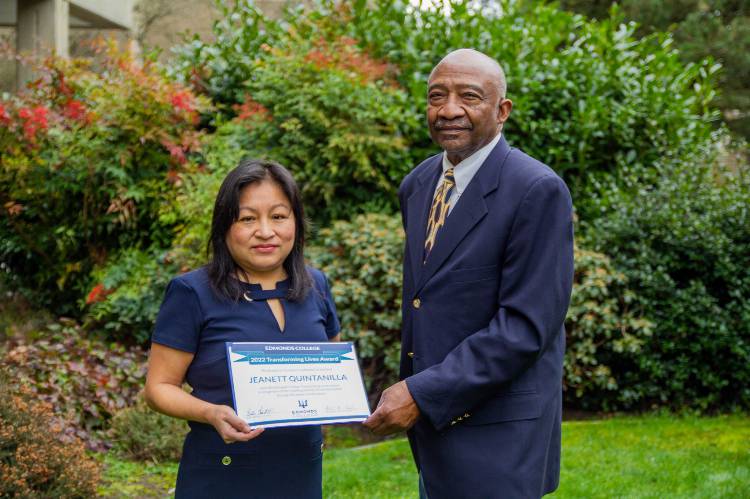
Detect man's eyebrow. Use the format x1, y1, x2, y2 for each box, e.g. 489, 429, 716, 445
458, 84, 486, 94
427, 83, 487, 94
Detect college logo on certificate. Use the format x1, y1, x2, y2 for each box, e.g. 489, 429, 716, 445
226, 341, 371, 428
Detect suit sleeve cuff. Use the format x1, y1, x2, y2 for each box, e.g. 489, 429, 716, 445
405, 371, 451, 432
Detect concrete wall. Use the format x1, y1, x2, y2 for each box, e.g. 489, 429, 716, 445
0, 0, 299, 93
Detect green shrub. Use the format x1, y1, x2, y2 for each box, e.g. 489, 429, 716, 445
109, 397, 187, 462
84, 248, 180, 346
1, 322, 147, 449
0, 41, 210, 315
0, 365, 101, 498
585, 161, 750, 411
564, 248, 653, 409
307, 213, 404, 401
214, 37, 420, 222
170, 0, 282, 112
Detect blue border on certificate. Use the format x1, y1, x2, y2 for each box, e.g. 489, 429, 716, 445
225, 341, 240, 424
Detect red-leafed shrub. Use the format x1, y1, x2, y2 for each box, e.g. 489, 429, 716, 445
1, 321, 147, 450
0, 40, 210, 315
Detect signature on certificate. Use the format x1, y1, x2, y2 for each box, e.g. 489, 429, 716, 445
245, 406, 273, 418
325, 404, 358, 413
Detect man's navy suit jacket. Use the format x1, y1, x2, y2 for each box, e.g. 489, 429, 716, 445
399, 137, 574, 499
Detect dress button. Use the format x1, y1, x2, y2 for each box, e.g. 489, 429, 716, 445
221, 456, 232, 466
407, 352, 414, 358
413, 298, 421, 309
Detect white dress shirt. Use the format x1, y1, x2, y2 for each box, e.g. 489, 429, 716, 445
433, 132, 503, 215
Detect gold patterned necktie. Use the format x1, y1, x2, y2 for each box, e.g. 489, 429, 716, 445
424, 167, 456, 261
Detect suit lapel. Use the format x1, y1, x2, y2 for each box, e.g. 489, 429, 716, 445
406, 155, 443, 291
415, 137, 512, 294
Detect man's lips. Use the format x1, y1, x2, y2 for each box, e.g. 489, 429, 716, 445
434, 123, 472, 133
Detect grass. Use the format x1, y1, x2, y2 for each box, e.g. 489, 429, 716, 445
552, 415, 750, 499
97, 456, 177, 498
99, 415, 750, 498
323, 439, 417, 498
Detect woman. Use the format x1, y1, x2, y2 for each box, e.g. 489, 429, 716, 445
145, 159, 340, 499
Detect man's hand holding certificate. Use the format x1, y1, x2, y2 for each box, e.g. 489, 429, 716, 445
226, 342, 371, 428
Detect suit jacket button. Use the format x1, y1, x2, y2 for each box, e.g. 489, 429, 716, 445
413, 298, 421, 309
221, 456, 232, 466
407, 352, 414, 358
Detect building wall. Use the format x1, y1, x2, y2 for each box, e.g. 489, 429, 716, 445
0, 0, 297, 93
1, 27, 16, 93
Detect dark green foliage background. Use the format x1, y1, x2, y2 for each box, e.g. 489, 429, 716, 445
174, 0, 718, 221
585, 163, 750, 411
560, 0, 750, 140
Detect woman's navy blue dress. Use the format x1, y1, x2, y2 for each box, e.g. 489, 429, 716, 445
151, 267, 340, 499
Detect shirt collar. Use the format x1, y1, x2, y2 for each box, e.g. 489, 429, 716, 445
441, 131, 502, 195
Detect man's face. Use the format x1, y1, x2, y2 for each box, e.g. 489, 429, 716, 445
427, 61, 507, 164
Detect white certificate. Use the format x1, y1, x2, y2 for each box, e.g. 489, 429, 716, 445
225, 341, 371, 428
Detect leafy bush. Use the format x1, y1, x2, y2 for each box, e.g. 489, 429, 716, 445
84, 248, 180, 346
208, 38, 419, 222
586, 161, 750, 411
564, 248, 653, 409
0, 41, 209, 315
0, 365, 101, 498
109, 397, 187, 462
560, 0, 750, 140
1, 321, 147, 449
174, 0, 719, 221
307, 213, 403, 401
170, 0, 281, 110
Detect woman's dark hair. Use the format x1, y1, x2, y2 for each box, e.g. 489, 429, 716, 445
207, 159, 312, 302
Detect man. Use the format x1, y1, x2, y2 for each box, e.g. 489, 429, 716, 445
363, 49, 574, 499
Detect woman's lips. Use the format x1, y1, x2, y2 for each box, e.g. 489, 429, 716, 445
252, 244, 278, 254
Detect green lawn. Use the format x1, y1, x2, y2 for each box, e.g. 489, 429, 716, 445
99, 415, 750, 498
552, 416, 750, 499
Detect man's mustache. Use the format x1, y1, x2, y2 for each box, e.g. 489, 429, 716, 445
432, 119, 472, 130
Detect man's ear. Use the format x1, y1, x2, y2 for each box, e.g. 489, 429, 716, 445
497, 98, 513, 124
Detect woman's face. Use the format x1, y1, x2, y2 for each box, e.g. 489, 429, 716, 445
226, 179, 296, 282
